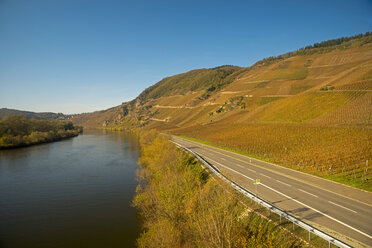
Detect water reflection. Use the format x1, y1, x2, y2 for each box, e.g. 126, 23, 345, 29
0, 130, 140, 248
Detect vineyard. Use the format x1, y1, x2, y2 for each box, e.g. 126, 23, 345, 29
172, 123, 372, 191
70, 33, 372, 192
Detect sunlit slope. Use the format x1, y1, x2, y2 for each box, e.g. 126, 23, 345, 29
159, 38, 372, 190
71, 33, 372, 130
70, 106, 123, 128
69, 34, 372, 190
141, 40, 372, 129
137, 66, 245, 103
70, 66, 247, 128
172, 122, 372, 190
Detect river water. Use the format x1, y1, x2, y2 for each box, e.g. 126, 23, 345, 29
0, 130, 141, 248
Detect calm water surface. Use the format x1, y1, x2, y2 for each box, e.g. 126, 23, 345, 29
0, 130, 141, 248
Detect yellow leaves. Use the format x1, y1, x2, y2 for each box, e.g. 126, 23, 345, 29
135, 130, 308, 247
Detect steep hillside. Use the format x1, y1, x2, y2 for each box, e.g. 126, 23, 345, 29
71, 33, 372, 190
137, 65, 245, 103
72, 33, 372, 130
136, 38, 372, 130
71, 65, 248, 128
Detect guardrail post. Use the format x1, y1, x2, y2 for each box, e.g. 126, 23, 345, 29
293, 221, 295, 230
329, 241, 331, 248
280, 214, 282, 223
309, 230, 311, 241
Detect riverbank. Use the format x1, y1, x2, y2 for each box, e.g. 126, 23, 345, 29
0, 131, 81, 150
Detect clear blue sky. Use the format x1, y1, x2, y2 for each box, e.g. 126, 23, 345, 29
1, 0, 371, 114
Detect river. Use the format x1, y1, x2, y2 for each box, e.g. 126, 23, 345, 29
0, 130, 141, 248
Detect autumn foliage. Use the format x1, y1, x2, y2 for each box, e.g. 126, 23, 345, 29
0, 115, 82, 149
133, 130, 304, 247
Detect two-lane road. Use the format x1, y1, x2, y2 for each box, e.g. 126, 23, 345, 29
172, 136, 372, 247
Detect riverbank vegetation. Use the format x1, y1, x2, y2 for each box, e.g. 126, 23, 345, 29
0, 115, 82, 149
134, 130, 307, 247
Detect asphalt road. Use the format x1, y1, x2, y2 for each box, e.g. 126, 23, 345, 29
171, 136, 372, 247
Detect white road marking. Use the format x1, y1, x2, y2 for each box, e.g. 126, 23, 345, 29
328, 201, 357, 214
260, 173, 271, 179
170, 141, 182, 146
276, 180, 291, 187
174, 140, 371, 240
261, 183, 371, 239
298, 189, 318, 198
179, 138, 372, 209
221, 157, 226, 161
197, 152, 246, 169
203, 155, 254, 181
248, 168, 256, 173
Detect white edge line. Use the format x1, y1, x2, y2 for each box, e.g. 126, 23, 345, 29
177, 137, 372, 208
328, 201, 358, 214
261, 183, 371, 239
200, 153, 245, 169
173, 141, 370, 240
248, 168, 256, 173
203, 155, 254, 181
298, 189, 319, 198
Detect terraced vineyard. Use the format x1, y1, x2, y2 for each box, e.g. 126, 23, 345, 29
172, 123, 372, 190
71, 33, 372, 190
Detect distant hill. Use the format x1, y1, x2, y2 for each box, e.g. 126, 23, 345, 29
0, 108, 69, 121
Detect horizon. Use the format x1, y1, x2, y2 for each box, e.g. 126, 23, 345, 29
1, 0, 371, 114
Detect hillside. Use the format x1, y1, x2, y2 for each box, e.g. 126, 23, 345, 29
0, 108, 69, 121
71, 33, 372, 190
72, 32, 372, 129
71, 65, 248, 128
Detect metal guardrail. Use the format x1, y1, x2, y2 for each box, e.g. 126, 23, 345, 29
173, 142, 353, 248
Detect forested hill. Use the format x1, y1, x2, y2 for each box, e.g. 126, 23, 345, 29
0, 108, 69, 121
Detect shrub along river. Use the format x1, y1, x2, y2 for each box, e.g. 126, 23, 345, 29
0, 130, 141, 248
